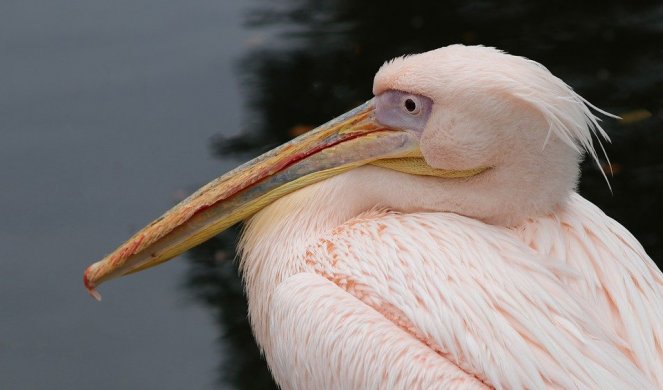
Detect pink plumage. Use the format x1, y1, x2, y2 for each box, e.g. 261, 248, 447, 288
239, 46, 663, 388
85, 45, 663, 389
241, 173, 662, 389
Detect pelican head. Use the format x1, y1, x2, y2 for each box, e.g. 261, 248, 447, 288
84, 44, 608, 298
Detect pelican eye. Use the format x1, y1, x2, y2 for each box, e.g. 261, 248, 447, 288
403, 96, 421, 115
375, 90, 432, 134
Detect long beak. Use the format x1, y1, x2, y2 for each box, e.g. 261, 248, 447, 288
83, 99, 421, 299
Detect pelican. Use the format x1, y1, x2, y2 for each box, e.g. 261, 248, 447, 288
84, 45, 663, 389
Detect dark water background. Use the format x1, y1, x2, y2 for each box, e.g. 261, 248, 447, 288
2, 1, 662, 389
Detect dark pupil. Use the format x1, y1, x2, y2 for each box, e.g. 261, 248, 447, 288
404, 98, 416, 112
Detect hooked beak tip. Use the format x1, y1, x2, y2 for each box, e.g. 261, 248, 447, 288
84, 268, 102, 301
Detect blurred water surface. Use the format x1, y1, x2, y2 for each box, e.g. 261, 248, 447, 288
2, 0, 662, 389
1, 1, 247, 389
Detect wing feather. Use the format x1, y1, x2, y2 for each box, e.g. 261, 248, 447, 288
517, 193, 663, 386
268, 273, 487, 389
304, 209, 654, 389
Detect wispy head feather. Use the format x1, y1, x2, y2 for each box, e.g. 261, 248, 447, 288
510, 57, 615, 187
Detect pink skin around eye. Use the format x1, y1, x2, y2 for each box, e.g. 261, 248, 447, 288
374, 90, 433, 136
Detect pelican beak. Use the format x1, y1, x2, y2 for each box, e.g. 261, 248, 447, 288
84, 99, 422, 299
